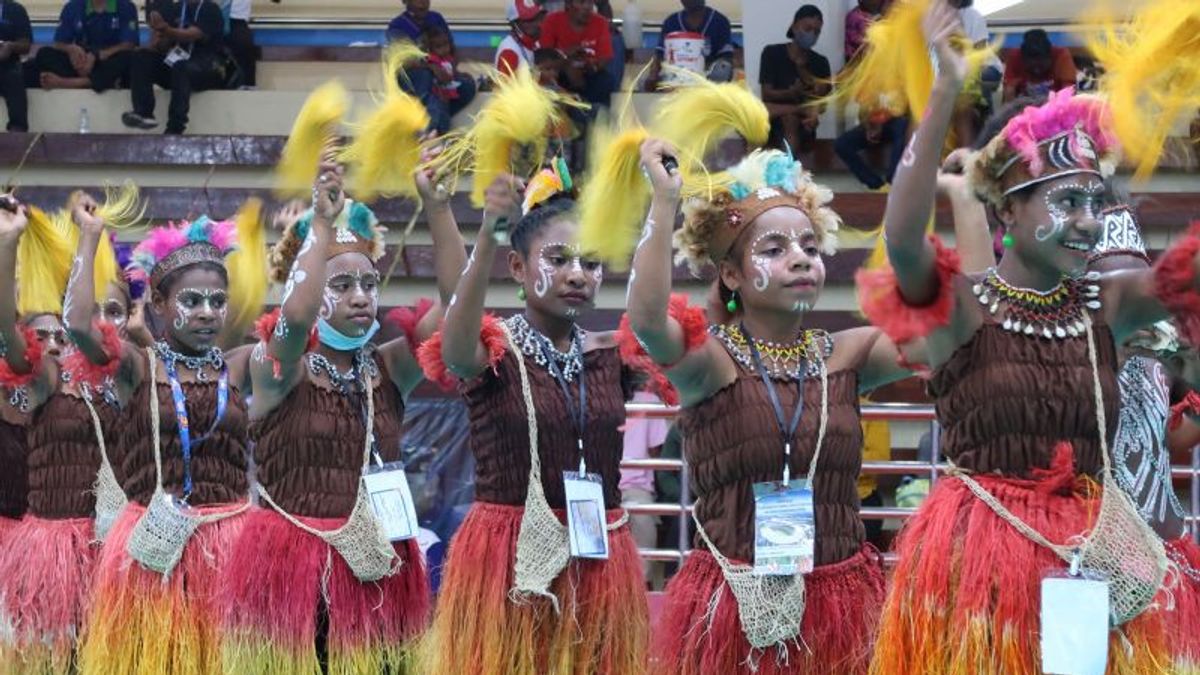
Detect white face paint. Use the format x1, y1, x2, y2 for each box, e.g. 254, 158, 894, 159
62, 256, 83, 328
533, 242, 560, 299
173, 287, 228, 330
748, 229, 810, 292
1035, 180, 1105, 243
318, 287, 338, 320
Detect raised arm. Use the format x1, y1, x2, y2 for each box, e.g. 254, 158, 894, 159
0, 202, 31, 373
882, 1, 967, 304
939, 148, 996, 275
63, 196, 109, 362
440, 176, 521, 379
626, 139, 685, 363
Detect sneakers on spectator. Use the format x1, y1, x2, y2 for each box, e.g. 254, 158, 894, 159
164, 127, 184, 136
121, 112, 158, 130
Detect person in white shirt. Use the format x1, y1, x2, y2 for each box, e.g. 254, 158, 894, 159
495, 0, 544, 75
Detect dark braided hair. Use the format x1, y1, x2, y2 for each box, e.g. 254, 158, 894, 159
509, 193, 576, 258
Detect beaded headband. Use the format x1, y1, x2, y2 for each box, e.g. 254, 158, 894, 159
128, 217, 238, 291
1091, 204, 1149, 264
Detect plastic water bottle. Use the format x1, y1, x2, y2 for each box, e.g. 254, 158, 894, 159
621, 0, 643, 51
78, 107, 90, 134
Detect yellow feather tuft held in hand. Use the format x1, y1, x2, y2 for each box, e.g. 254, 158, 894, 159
276, 80, 350, 198
17, 205, 73, 317
341, 43, 431, 201
652, 68, 770, 171
576, 125, 652, 270
1086, 0, 1200, 181
224, 198, 268, 334
431, 65, 587, 208
62, 183, 147, 302
833, 0, 995, 121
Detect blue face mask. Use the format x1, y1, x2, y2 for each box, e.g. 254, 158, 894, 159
317, 317, 380, 351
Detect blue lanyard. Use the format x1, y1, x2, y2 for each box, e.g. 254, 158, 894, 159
742, 323, 807, 485
163, 358, 228, 501
179, 0, 202, 28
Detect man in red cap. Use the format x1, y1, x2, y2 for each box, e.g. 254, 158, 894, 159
495, 0, 545, 75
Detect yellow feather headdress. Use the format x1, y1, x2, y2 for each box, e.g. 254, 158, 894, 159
275, 79, 350, 198
427, 64, 587, 208
1085, 0, 1200, 181
576, 72, 770, 269
340, 43, 431, 201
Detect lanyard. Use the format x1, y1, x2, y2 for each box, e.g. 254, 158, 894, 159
742, 324, 806, 486
539, 332, 588, 475
163, 358, 229, 501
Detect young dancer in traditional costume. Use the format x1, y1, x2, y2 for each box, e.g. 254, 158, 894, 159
621, 136, 912, 673
0, 191, 140, 674
416, 162, 651, 674
68, 205, 265, 675
220, 153, 466, 671
859, 4, 1200, 672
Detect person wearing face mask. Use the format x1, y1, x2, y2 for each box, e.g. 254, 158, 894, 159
860, 3, 1200, 671
65, 206, 265, 675
623, 135, 913, 673
220, 153, 467, 672
416, 164, 652, 674
0, 193, 134, 674
759, 5, 830, 154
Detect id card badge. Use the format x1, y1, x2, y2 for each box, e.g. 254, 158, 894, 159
1040, 571, 1110, 675
361, 461, 420, 542
164, 45, 190, 66
752, 480, 815, 576
563, 471, 609, 560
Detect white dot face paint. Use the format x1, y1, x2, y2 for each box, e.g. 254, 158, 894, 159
533, 242, 563, 299
747, 229, 814, 292
173, 287, 229, 330
1035, 180, 1105, 243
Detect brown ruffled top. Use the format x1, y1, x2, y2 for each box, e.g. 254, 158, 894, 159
0, 417, 27, 519
928, 320, 1119, 477
251, 357, 405, 518
26, 393, 118, 519
115, 373, 250, 506
679, 346, 866, 567
464, 347, 630, 509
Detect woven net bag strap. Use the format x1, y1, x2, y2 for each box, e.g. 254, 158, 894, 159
144, 346, 252, 525
803, 355, 830, 485
257, 365, 378, 539
949, 313, 1116, 562
499, 320, 561, 521
82, 391, 127, 503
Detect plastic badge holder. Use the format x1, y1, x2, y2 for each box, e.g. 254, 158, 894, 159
362, 461, 420, 542
1041, 554, 1110, 675
752, 480, 815, 576
564, 471, 609, 559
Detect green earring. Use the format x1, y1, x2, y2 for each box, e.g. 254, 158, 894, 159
1002, 232, 1014, 248
725, 292, 739, 314
517, 287, 527, 301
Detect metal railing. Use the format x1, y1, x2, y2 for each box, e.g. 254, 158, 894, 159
620, 402, 1200, 566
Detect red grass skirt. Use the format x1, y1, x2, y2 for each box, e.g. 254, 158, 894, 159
220, 507, 430, 674
418, 501, 650, 675
1165, 534, 1200, 671
0, 515, 18, 547
0, 516, 98, 675
870, 450, 1177, 675
77, 502, 245, 675
653, 544, 885, 674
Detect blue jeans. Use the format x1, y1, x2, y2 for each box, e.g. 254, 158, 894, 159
402, 67, 478, 135
834, 116, 910, 190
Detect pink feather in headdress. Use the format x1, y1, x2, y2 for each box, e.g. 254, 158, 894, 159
127, 217, 239, 285
1001, 88, 1118, 178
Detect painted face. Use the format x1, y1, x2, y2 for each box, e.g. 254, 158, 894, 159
724, 206, 826, 315
517, 219, 602, 321
323, 252, 380, 338
26, 314, 67, 363
1006, 174, 1106, 278
154, 266, 229, 354
100, 282, 131, 336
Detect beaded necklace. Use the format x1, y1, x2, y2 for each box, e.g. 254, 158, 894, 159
305, 348, 379, 397
505, 314, 585, 382
711, 323, 830, 380
154, 341, 225, 382
972, 269, 1102, 339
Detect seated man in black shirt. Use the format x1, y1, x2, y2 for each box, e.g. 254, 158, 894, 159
758, 4, 830, 153
121, 0, 225, 134
30, 0, 139, 92
0, 0, 32, 131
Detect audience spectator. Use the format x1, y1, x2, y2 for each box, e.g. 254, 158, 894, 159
534, 47, 566, 88
121, 0, 226, 135
843, 0, 884, 63
387, 0, 448, 45
593, 0, 624, 96
834, 99, 908, 190
0, 0, 30, 131
495, 0, 544, 75
759, 4, 830, 153
644, 0, 735, 91
223, 0, 257, 88
403, 25, 476, 135
620, 390, 671, 589
1003, 28, 1076, 102
947, 0, 997, 146
28, 0, 138, 92
539, 0, 614, 109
